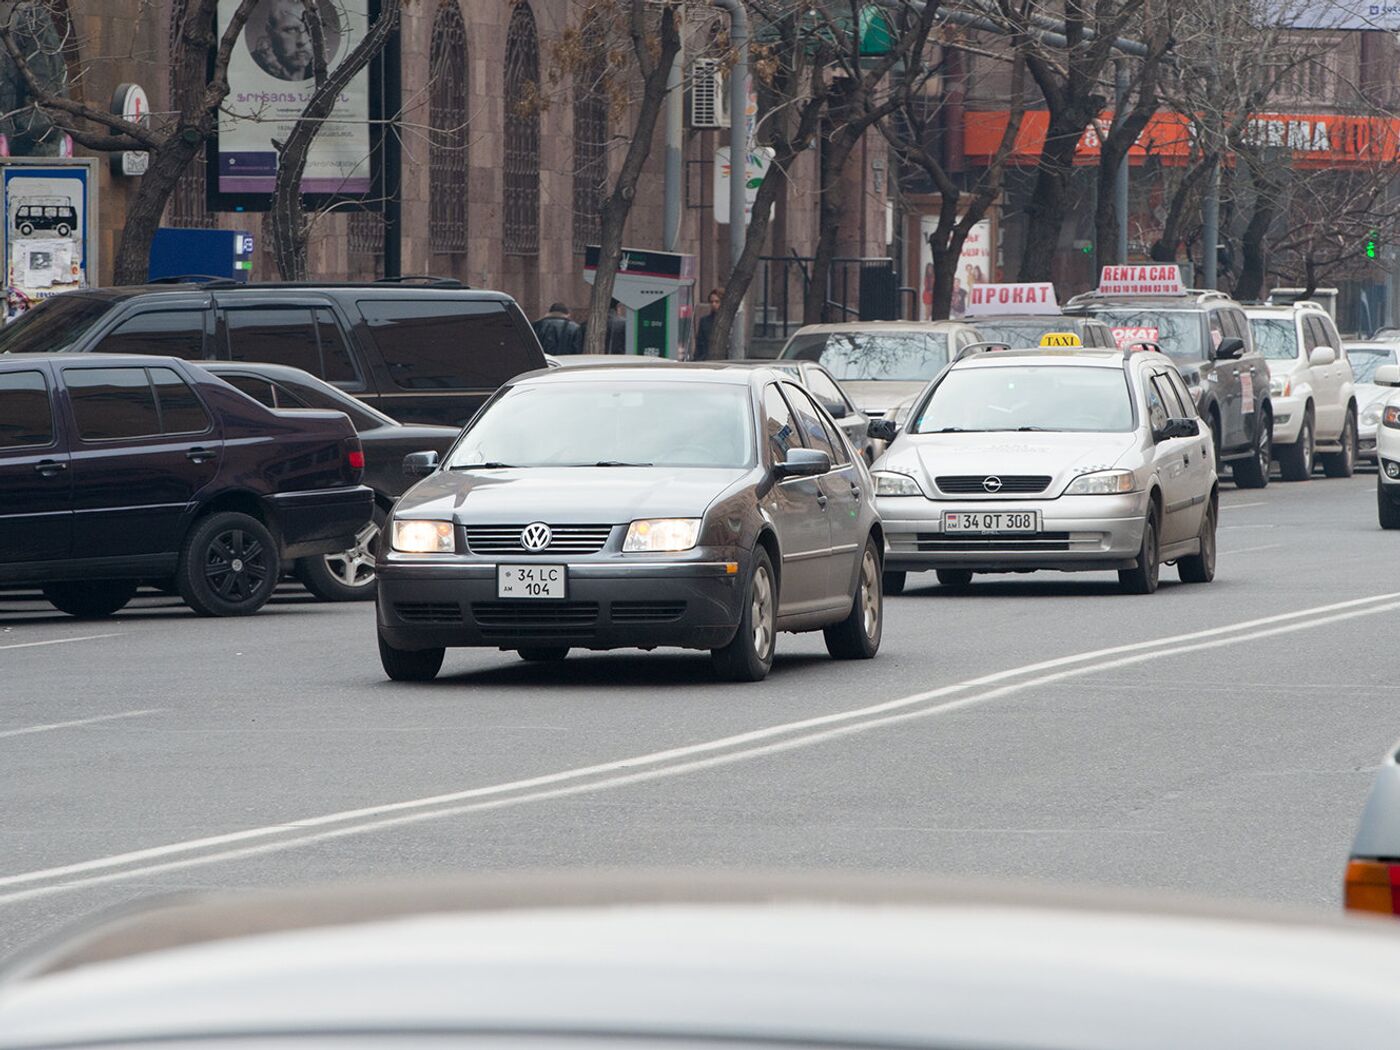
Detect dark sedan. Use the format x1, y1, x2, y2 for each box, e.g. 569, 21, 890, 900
204, 362, 460, 601
376, 364, 884, 682
729, 359, 873, 462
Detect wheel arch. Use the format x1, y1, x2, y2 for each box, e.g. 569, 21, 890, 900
754, 527, 781, 593
189, 491, 281, 546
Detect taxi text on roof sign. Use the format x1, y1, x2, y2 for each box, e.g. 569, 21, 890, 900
967, 282, 1059, 316
1098, 265, 1186, 297
1040, 332, 1082, 347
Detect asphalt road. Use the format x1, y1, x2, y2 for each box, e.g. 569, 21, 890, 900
3, 468, 1397, 959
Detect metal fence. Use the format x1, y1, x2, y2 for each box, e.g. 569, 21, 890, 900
753, 255, 901, 341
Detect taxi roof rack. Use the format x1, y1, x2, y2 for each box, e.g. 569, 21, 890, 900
954, 340, 1013, 360
1120, 341, 1166, 360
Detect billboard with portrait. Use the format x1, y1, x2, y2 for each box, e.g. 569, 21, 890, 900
1272, 1, 1400, 29
210, 0, 375, 210
918, 218, 991, 320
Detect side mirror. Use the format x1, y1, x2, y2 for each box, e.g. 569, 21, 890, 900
823, 399, 849, 420
1155, 417, 1200, 442
403, 450, 440, 477
1374, 364, 1400, 387
867, 418, 898, 443
775, 447, 831, 478
1309, 346, 1337, 367
1214, 336, 1246, 360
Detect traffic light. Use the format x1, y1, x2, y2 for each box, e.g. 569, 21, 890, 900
1366, 231, 1379, 259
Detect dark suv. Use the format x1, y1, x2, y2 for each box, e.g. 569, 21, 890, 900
0, 355, 373, 618
1064, 290, 1274, 488
0, 280, 546, 427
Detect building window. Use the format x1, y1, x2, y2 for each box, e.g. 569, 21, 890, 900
503, 1, 540, 256
168, 0, 214, 228
429, 0, 469, 254
572, 46, 607, 255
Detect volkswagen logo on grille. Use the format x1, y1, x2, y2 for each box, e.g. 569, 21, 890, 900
520, 522, 553, 552
982, 476, 1004, 493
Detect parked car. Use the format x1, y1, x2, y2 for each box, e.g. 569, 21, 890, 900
1345, 736, 1400, 916
964, 313, 1120, 349
0, 355, 373, 618
777, 320, 983, 421
376, 363, 882, 683
1345, 341, 1399, 464
8, 872, 1400, 1049
729, 358, 874, 462
202, 362, 460, 601
872, 344, 1216, 596
0, 278, 546, 427
1246, 302, 1358, 480
1367, 364, 1400, 527
1064, 289, 1272, 488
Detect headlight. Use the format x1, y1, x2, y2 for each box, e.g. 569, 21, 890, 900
1384, 406, 1400, 431
1270, 375, 1291, 397
1065, 470, 1138, 495
1363, 404, 1383, 426
623, 518, 701, 552
872, 470, 924, 496
391, 519, 456, 553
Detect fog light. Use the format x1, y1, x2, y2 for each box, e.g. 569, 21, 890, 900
1387, 461, 1400, 479
1274, 413, 1291, 426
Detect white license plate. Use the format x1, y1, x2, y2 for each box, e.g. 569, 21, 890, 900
942, 511, 1040, 534
496, 564, 567, 599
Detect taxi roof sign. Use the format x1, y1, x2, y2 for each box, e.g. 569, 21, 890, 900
1039, 332, 1082, 347
967, 282, 1059, 316
1098, 265, 1186, 296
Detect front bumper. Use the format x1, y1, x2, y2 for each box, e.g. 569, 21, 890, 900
1360, 420, 1379, 462
1270, 395, 1305, 444
376, 551, 747, 652
877, 492, 1149, 572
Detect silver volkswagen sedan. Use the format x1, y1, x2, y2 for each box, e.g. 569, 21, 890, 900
872, 346, 1217, 595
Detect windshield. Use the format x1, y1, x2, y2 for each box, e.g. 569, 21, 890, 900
1348, 346, 1398, 383
914, 365, 1134, 433
0, 295, 112, 354
445, 381, 755, 468
781, 332, 949, 381
1248, 318, 1302, 361
969, 319, 1083, 347
1088, 308, 1205, 361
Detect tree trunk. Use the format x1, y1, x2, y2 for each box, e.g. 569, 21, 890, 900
583, 5, 681, 353
803, 129, 858, 324
111, 138, 201, 284
710, 152, 794, 358
1149, 155, 1211, 263
1234, 174, 1276, 302
1017, 116, 1088, 281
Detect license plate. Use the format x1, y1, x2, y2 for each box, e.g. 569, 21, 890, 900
942, 511, 1040, 534
497, 564, 567, 599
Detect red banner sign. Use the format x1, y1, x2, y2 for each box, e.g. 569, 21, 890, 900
1099, 265, 1186, 296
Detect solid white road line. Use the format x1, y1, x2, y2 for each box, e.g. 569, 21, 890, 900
3, 591, 1400, 906
1219, 544, 1284, 556
0, 709, 163, 741
1222, 501, 1267, 509
0, 634, 121, 652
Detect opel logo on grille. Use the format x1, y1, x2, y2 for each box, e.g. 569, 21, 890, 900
520, 522, 553, 552
982, 476, 1004, 493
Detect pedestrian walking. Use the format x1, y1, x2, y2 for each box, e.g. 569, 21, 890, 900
533, 302, 581, 356
694, 288, 722, 361
576, 300, 627, 354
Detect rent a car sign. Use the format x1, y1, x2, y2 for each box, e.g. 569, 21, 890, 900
1098, 265, 1186, 296
967, 282, 1058, 315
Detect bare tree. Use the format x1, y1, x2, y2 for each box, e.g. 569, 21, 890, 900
0, 0, 259, 284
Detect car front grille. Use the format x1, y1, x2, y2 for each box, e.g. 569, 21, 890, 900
471, 601, 601, 638
465, 525, 615, 555
935, 475, 1051, 495
393, 601, 463, 624
610, 600, 687, 624
911, 531, 1073, 553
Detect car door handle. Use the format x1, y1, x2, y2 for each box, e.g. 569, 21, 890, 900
816, 493, 829, 509
850, 483, 862, 500
186, 447, 216, 463
33, 459, 66, 476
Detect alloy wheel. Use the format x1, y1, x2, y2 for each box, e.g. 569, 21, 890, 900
1302, 421, 1313, 473
751, 564, 774, 661
859, 548, 880, 640
205, 528, 269, 602
324, 520, 380, 589
1257, 422, 1271, 475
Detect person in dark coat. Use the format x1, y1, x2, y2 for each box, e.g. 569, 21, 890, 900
533, 302, 581, 356
693, 288, 722, 361
575, 300, 628, 354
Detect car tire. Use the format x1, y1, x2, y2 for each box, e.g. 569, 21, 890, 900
936, 569, 974, 589
176, 511, 280, 617
41, 580, 138, 619
1232, 412, 1271, 489
378, 632, 445, 682
824, 538, 882, 661
1278, 412, 1314, 481
1322, 411, 1357, 478
1119, 508, 1160, 595
711, 548, 776, 682
881, 570, 906, 596
1177, 499, 1217, 584
295, 507, 385, 602
1379, 481, 1400, 530
519, 647, 569, 662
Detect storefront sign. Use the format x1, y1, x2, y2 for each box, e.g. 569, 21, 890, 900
966, 282, 1058, 316
714, 146, 773, 224
1099, 265, 1185, 296
110, 83, 150, 176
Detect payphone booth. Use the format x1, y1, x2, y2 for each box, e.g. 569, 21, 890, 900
583, 246, 696, 358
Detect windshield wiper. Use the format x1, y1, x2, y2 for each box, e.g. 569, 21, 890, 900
450, 461, 515, 470
930, 427, 986, 433
591, 460, 653, 467
1015, 426, 1052, 432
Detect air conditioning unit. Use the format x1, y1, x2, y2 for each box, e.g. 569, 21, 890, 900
689, 58, 730, 129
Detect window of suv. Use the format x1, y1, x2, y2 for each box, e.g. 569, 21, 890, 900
95, 310, 206, 359
0, 295, 112, 354
225, 307, 358, 384
359, 300, 531, 390
0, 370, 54, 448
1087, 308, 1206, 361
1248, 317, 1301, 360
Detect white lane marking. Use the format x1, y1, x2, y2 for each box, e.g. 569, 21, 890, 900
0, 709, 163, 741
0, 634, 120, 652
1222, 501, 1267, 508
1219, 544, 1283, 556
1219, 524, 1277, 530
2, 591, 1398, 906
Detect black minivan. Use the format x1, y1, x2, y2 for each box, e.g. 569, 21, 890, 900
0, 280, 547, 427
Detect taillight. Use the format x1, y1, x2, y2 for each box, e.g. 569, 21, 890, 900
348, 450, 366, 469
1344, 859, 1400, 915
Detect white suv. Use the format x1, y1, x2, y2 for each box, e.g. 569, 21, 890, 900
1245, 304, 1358, 480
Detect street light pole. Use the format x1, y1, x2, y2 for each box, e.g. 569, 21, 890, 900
713, 0, 749, 356
1114, 59, 1129, 262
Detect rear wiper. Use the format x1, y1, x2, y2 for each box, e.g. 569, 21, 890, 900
450, 461, 514, 469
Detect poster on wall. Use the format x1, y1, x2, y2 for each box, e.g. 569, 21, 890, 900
918, 217, 991, 319
3, 164, 90, 322
211, 0, 374, 210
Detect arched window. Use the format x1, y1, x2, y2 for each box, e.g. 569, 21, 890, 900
571, 32, 606, 255
168, 0, 214, 227
503, 1, 540, 256
429, 0, 469, 253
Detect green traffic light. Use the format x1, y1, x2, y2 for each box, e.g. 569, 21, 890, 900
1367, 242, 1378, 259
